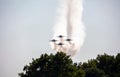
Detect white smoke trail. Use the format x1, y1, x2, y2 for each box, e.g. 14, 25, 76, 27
53, 0, 68, 37
51, 0, 85, 56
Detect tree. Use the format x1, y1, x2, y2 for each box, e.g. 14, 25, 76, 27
96, 53, 116, 77
114, 53, 120, 77
85, 67, 106, 77
18, 52, 83, 77
19, 52, 120, 77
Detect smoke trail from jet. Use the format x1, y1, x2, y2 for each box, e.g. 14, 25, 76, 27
53, 0, 68, 37
51, 0, 85, 56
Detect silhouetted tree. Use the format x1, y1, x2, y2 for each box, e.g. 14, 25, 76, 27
85, 67, 106, 77
96, 53, 118, 77
18, 52, 84, 77
115, 53, 120, 77
19, 52, 120, 77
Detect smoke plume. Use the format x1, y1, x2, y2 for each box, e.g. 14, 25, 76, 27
50, 0, 85, 56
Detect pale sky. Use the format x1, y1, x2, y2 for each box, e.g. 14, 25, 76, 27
0, 0, 120, 77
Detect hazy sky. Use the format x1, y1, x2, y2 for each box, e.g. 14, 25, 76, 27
0, 0, 120, 77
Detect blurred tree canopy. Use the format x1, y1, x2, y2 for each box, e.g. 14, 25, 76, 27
19, 52, 120, 77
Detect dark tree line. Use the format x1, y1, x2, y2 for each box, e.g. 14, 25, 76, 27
19, 52, 120, 77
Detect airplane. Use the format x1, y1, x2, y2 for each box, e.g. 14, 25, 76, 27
57, 42, 64, 46
50, 39, 58, 51
57, 42, 65, 51
57, 35, 64, 38
57, 35, 65, 42
66, 38, 72, 44
50, 39, 57, 42
66, 38, 72, 41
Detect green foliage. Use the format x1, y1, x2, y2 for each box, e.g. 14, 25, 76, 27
96, 53, 120, 77
19, 52, 120, 77
19, 52, 80, 77
85, 67, 106, 77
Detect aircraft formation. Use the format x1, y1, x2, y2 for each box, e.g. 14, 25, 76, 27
50, 35, 73, 53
